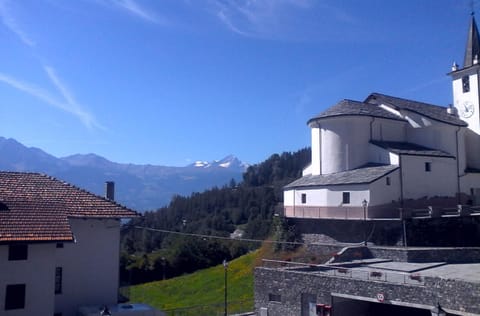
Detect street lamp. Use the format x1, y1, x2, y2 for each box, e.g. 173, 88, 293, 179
100, 306, 111, 316
223, 259, 229, 316
431, 303, 447, 316
161, 257, 166, 280
362, 199, 368, 246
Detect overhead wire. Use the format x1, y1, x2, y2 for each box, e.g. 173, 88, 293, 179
132, 225, 366, 247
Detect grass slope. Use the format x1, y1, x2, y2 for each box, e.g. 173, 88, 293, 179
128, 251, 257, 315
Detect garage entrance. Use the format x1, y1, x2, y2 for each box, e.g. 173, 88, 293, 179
332, 295, 431, 316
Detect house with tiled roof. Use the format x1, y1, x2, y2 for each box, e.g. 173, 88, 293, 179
0, 172, 138, 316
283, 16, 480, 240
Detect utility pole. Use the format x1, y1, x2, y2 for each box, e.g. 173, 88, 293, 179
223, 259, 228, 316
362, 199, 368, 246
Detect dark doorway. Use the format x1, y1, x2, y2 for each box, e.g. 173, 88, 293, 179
367, 302, 430, 316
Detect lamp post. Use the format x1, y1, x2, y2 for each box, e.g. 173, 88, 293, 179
161, 257, 166, 280
223, 259, 228, 316
100, 306, 112, 316
362, 199, 368, 246
430, 303, 447, 316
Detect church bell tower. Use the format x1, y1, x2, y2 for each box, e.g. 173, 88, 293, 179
451, 15, 480, 135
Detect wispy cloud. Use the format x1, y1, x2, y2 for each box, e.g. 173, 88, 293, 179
0, 69, 102, 130
105, 0, 166, 25
208, 0, 356, 41
0, 0, 35, 46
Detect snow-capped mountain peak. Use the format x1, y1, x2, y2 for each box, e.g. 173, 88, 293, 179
193, 161, 209, 167
189, 155, 248, 171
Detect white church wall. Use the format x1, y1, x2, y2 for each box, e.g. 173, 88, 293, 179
460, 172, 480, 199
369, 169, 401, 206
453, 72, 480, 134
402, 155, 457, 200
368, 144, 399, 165
310, 126, 321, 175
284, 185, 371, 219
371, 118, 406, 142
320, 116, 370, 174
465, 129, 480, 169
406, 120, 458, 157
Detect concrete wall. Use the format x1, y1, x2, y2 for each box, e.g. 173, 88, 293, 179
55, 218, 121, 316
254, 266, 480, 316
0, 243, 56, 316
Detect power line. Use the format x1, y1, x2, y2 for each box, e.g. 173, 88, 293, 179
133, 225, 305, 245
132, 225, 365, 247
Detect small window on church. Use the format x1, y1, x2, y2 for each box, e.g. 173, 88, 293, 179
425, 162, 431, 172
342, 192, 350, 204
462, 76, 470, 93
386, 177, 391, 186
301, 193, 306, 204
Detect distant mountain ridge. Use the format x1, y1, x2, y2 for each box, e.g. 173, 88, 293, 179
0, 137, 247, 211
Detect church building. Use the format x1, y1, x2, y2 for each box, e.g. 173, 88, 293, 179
284, 17, 480, 222
255, 16, 480, 316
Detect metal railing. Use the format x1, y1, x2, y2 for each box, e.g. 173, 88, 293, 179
262, 259, 425, 285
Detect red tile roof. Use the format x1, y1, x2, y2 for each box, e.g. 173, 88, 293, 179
0, 172, 139, 243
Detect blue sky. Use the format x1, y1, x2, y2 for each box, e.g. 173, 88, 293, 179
0, 0, 474, 166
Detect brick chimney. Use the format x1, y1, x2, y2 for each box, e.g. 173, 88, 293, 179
105, 181, 115, 201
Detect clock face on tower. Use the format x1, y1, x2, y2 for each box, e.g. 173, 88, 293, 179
459, 101, 475, 118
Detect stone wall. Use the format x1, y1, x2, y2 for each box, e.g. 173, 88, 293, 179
254, 267, 480, 316
291, 216, 480, 247
291, 218, 404, 246
369, 246, 480, 263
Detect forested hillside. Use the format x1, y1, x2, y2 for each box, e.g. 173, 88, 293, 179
121, 148, 310, 283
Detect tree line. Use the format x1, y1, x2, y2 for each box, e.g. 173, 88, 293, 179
120, 148, 310, 284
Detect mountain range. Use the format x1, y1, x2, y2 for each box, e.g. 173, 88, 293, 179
0, 137, 247, 211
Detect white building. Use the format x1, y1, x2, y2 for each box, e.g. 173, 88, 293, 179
284, 16, 480, 220
0, 173, 138, 316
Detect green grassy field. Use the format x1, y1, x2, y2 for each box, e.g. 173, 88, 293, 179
127, 251, 257, 315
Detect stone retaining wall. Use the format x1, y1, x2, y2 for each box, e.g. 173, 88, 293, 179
254, 266, 480, 315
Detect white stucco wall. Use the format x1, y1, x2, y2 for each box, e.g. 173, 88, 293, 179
371, 118, 406, 142
368, 169, 401, 206
452, 71, 480, 135
284, 185, 370, 208
401, 155, 457, 200
311, 126, 321, 175
0, 243, 56, 316
320, 116, 371, 174
465, 129, 480, 169
368, 144, 399, 165
460, 172, 480, 195
405, 119, 458, 158
55, 218, 121, 316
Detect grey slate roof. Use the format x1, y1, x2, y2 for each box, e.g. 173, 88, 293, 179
284, 164, 398, 189
464, 16, 480, 68
370, 140, 455, 158
307, 99, 405, 125
365, 93, 467, 127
